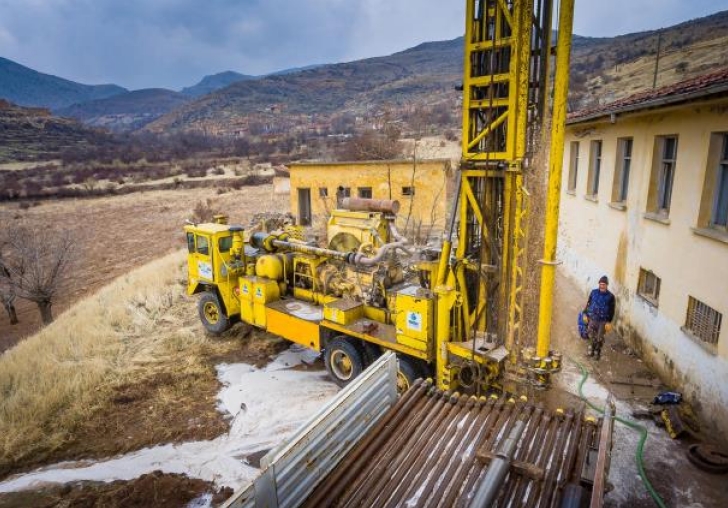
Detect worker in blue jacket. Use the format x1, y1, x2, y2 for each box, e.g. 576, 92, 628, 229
583, 275, 616, 360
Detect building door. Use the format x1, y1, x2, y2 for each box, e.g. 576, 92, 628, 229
298, 188, 312, 226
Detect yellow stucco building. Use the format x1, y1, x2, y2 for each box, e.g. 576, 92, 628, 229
559, 68, 728, 437
288, 159, 454, 243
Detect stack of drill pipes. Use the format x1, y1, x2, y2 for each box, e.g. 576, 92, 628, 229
332, 387, 438, 506
549, 410, 585, 508
358, 393, 463, 507
456, 399, 521, 507
537, 410, 575, 508
416, 398, 492, 507
496, 404, 541, 506
521, 411, 561, 508
387, 396, 476, 507
339, 388, 446, 506
467, 418, 529, 508
507, 406, 548, 506
434, 397, 502, 508
303, 379, 429, 507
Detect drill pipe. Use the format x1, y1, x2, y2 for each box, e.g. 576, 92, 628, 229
354, 395, 464, 506
382, 395, 474, 508
341, 388, 445, 506
468, 419, 527, 508
430, 397, 499, 508
303, 379, 429, 507
415, 397, 487, 507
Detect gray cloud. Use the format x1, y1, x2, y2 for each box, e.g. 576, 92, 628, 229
0, 0, 725, 90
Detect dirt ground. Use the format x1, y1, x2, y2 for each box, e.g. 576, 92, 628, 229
0, 471, 232, 508
0, 184, 288, 351
541, 272, 728, 508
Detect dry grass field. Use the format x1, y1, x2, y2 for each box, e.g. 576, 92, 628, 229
0, 184, 293, 506
0, 184, 287, 350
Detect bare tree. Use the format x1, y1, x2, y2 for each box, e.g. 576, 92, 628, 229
0, 260, 18, 324
0, 225, 76, 325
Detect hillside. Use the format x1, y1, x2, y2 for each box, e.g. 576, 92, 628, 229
0, 99, 113, 163
57, 88, 193, 132
145, 37, 463, 135
0, 57, 127, 111
146, 10, 728, 136
181, 71, 256, 97
568, 10, 728, 107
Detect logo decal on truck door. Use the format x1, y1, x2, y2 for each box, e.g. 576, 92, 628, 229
406, 311, 422, 332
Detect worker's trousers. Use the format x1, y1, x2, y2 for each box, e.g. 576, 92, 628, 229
587, 320, 606, 357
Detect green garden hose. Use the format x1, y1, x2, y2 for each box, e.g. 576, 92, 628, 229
573, 359, 667, 508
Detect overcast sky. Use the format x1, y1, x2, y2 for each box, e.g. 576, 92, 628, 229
0, 0, 726, 91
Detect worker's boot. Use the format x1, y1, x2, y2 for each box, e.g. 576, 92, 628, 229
594, 346, 601, 361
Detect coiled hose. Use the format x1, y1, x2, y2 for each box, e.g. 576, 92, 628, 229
573, 358, 667, 508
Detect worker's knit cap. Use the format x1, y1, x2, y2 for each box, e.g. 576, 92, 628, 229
599, 275, 609, 284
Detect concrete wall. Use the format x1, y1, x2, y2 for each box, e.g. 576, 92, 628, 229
289, 159, 454, 242
558, 100, 728, 437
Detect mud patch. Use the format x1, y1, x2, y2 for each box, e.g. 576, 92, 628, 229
0, 471, 231, 508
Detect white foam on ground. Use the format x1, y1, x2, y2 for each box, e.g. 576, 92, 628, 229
0, 346, 337, 493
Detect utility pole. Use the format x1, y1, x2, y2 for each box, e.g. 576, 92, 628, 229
652, 30, 663, 89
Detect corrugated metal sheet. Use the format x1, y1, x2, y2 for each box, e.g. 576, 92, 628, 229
223, 352, 398, 508
305, 379, 606, 507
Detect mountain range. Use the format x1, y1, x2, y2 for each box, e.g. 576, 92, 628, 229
1, 9, 728, 136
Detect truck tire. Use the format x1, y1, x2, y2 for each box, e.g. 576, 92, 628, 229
396, 356, 420, 394
325, 337, 365, 387
360, 341, 382, 367
198, 292, 231, 335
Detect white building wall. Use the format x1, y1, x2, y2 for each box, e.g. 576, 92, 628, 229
557, 103, 728, 438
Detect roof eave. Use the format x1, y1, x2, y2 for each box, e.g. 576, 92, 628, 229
567, 83, 728, 125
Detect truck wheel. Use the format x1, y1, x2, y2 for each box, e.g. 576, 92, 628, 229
198, 292, 230, 335
325, 337, 364, 387
396, 356, 420, 394
361, 341, 382, 367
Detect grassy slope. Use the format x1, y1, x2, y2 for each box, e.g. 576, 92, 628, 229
0, 251, 286, 478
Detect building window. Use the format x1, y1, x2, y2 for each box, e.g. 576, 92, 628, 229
567, 141, 579, 192
358, 187, 373, 199
586, 140, 602, 197
685, 296, 722, 346
648, 136, 678, 215
402, 186, 415, 196
612, 138, 632, 203
319, 187, 328, 197
637, 268, 660, 306
713, 136, 728, 228
337, 186, 351, 198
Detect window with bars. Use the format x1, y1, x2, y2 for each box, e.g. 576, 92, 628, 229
567, 141, 579, 192
587, 140, 602, 197
612, 138, 632, 203
685, 296, 722, 345
319, 187, 328, 197
402, 186, 415, 196
358, 187, 373, 199
637, 268, 660, 306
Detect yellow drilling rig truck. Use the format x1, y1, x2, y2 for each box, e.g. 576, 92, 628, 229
185, 0, 574, 396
